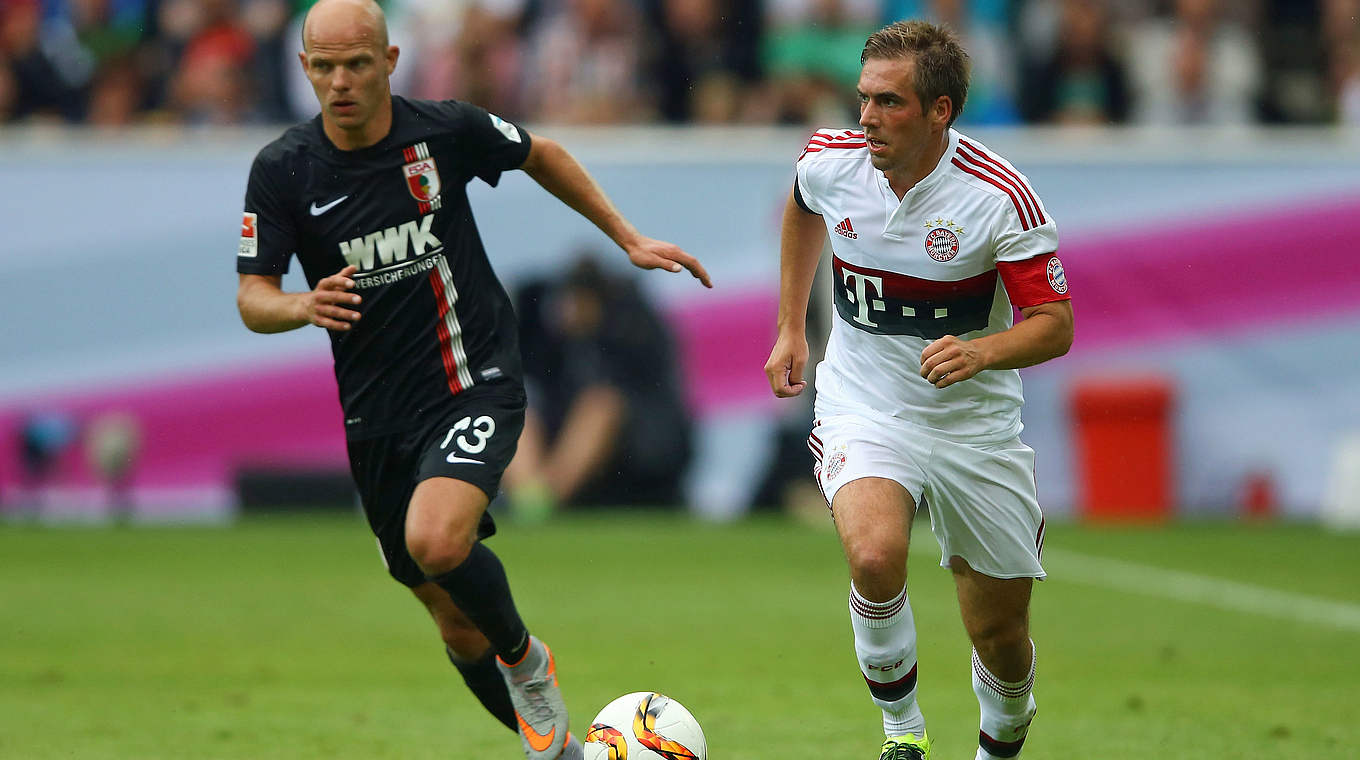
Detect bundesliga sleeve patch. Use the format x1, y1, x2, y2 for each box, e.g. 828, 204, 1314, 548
488, 113, 522, 143
238, 212, 258, 258
997, 254, 1070, 308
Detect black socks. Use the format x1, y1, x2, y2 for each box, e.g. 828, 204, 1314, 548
447, 648, 516, 731
425, 542, 530, 663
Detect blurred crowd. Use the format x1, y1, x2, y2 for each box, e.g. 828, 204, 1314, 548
1, 0, 1356, 127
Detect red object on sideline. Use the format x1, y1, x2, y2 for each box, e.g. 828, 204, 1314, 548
1071, 378, 1175, 521
1241, 471, 1278, 519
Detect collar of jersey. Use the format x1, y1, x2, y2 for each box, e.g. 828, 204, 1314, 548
878, 129, 960, 240
877, 127, 959, 201
313, 96, 407, 160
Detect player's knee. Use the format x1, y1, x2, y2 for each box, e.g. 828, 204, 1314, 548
968, 618, 1030, 659
406, 527, 476, 575
846, 540, 907, 588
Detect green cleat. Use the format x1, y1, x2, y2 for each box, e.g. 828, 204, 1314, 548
879, 733, 931, 760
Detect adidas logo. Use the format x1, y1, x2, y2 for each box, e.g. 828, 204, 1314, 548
834, 217, 858, 239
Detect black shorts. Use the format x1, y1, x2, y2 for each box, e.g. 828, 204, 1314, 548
347, 383, 526, 587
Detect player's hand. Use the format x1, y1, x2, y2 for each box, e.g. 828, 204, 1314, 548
765, 331, 809, 398
920, 335, 985, 389
625, 237, 712, 288
302, 265, 363, 331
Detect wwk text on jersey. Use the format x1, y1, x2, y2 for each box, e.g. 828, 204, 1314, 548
338, 215, 444, 288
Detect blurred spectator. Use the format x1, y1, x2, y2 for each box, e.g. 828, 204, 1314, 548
644, 0, 763, 123
1019, 0, 1130, 125
241, 0, 294, 122
0, 56, 18, 120
765, 0, 878, 28
521, 0, 653, 123
751, 251, 831, 519
18, 412, 77, 491
2, 0, 85, 120
165, 0, 258, 123
85, 52, 142, 124
760, 0, 877, 124
399, 0, 528, 119
1126, 0, 1263, 124
891, 0, 1020, 125
883, 0, 1012, 22
51, 0, 147, 123
84, 411, 142, 514
4, 0, 1354, 126
62, 0, 145, 63
1324, 0, 1360, 123
1254, 0, 1328, 123
506, 254, 694, 519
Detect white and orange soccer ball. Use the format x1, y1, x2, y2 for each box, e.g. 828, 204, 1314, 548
582, 691, 707, 760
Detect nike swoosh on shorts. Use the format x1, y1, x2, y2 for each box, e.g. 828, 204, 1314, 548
445, 454, 485, 465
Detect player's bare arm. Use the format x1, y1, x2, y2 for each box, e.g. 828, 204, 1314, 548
519, 133, 711, 288
764, 189, 827, 398
920, 299, 1074, 388
237, 265, 363, 333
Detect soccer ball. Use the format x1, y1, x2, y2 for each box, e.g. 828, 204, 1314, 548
583, 691, 707, 760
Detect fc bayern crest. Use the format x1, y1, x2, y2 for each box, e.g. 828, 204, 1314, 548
925, 227, 960, 261
825, 449, 847, 480
1046, 256, 1068, 294
403, 158, 442, 202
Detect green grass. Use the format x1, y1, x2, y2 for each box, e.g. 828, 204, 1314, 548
2, 512, 1358, 759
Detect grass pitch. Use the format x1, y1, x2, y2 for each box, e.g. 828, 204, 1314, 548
2, 511, 1358, 759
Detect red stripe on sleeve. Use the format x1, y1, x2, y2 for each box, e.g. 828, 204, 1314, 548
997, 255, 1071, 308
801, 130, 867, 159
951, 159, 1033, 230
958, 139, 1045, 225
955, 143, 1042, 228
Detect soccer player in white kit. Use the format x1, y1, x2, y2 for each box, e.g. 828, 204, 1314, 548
764, 21, 1074, 760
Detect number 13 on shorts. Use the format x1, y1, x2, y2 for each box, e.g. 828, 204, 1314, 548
441, 415, 496, 462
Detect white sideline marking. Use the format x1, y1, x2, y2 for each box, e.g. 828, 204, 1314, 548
1046, 550, 1360, 633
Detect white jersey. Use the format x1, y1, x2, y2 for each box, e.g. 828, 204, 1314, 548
796, 127, 1069, 442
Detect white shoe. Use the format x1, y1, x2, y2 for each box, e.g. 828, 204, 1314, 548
497, 636, 574, 760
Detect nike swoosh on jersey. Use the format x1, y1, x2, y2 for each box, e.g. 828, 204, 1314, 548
515, 713, 557, 754
445, 454, 485, 466
309, 196, 350, 215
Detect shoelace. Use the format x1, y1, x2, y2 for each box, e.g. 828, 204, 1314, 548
513, 674, 557, 724
881, 741, 926, 760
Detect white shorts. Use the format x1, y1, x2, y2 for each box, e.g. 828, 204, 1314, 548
808, 413, 1047, 579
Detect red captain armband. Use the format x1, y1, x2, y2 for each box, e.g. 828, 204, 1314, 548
996, 254, 1070, 308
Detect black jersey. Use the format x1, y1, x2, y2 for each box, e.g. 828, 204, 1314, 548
238, 96, 533, 439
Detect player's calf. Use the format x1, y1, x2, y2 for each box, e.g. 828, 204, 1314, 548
972, 642, 1037, 759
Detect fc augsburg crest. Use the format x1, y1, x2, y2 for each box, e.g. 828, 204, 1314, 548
403, 157, 441, 202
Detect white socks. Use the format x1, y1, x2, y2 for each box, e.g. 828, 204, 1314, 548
972, 640, 1037, 759
849, 583, 925, 737
850, 581, 1039, 754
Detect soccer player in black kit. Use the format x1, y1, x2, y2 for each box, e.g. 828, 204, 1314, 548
234, 1, 711, 758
